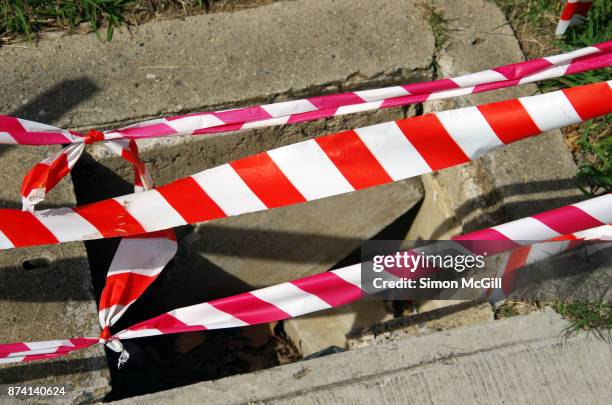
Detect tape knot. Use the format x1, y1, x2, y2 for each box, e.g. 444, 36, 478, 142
84, 129, 105, 144
99, 326, 112, 342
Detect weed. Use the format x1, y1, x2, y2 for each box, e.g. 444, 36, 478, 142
1, 0, 137, 41
574, 118, 612, 196
426, 5, 448, 50
422, 3, 448, 77
0, 1, 228, 42
494, 0, 612, 334
552, 301, 611, 341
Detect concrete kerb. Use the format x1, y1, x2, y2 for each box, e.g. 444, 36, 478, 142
111, 308, 612, 405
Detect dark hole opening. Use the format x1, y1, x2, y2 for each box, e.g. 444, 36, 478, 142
21, 257, 51, 270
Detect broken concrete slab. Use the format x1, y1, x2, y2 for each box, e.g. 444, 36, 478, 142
74, 111, 424, 307
406, 0, 585, 331
284, 301, 393, 357
189, 177, 423, 289
111, 308, 612, 405
0, 0, 434, 296
0, 146, 110, 403
0, 0, 434, 132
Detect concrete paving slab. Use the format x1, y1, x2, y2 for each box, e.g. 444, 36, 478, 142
0, 0, 433, 132
284, 301, 393, 357
111, 308, 612, 405
0, 145, 110, 403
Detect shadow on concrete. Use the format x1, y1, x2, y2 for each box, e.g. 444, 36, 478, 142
11, 78, 99, 123
0, 78, 99, 160
0, 257, 94, 301
430, 178, 583, 239
0, 78, 102, 387
0, 356, 108, 385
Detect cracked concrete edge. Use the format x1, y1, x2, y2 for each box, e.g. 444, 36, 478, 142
408, 0, 584, 240
110, 308, 590, 404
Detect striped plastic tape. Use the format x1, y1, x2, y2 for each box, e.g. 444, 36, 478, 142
1, 194, 609, 364
0, 41, 609, 146
1, 81, 610, 250
485, 224, 612, 303
14, 41, 611, 215
556, 0, 593, 36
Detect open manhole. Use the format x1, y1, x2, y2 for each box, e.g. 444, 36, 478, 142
70, 146, 423, 400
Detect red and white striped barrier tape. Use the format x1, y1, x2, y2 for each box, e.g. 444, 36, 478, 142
486, 224, 612, 303
20, 131, 178, 353
113, 193, 611, 340
1, 80, 610, 251
0, 41, 610, 147
14, 128, 177, 339
556, 0, 593, 36
1, 45, 610, 367
97, 230, 177, 330
21, 137, 153, 211
0, 339, 100, 364
11, 42, 612, 213
1, 194, 609, 364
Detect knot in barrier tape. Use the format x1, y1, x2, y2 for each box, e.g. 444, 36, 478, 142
99, 326, 112, 342
84, 129, 105, 144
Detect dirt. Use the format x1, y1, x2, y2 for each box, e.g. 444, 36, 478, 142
123, 0, 282, 26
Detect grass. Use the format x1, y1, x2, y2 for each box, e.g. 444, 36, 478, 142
552, 301, 611, 341
494, 0, 611, 197
422, 3, 448, 77
426, 4, 448, 50
542, 0, 612, 196
1, 0, 136, 41
0, 1, 251, 42
494, 0, 611, 338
